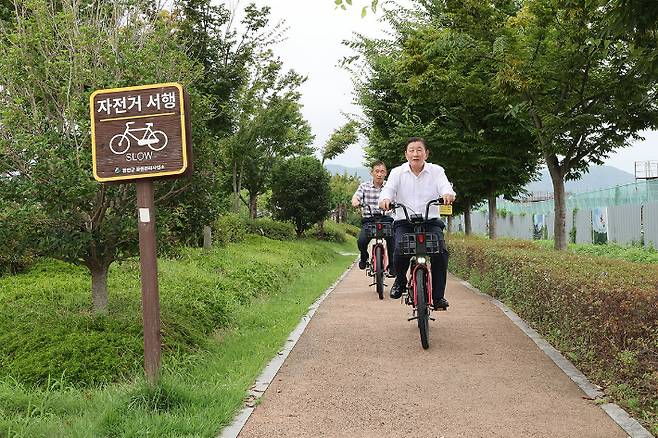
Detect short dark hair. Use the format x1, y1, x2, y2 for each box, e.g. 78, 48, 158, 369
371, 160, 386, 170
405, 137, 429, 151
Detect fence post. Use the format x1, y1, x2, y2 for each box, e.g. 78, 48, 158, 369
203, 225, 212, 249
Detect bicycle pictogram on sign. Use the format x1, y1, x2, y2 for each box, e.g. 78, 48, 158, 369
109, 122, 169, 155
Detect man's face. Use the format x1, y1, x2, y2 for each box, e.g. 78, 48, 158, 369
372, 164, 387, 184
405, 141, 428, 166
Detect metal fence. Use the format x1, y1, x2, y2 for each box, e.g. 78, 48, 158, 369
453, 201, 658, 247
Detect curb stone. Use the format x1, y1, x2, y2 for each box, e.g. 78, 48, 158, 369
217, 263, 354, 438
458, 279, 653, 438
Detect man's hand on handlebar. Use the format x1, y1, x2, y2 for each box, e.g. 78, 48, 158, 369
379, 198, 391, 211
351, 197, 361, 208
442, 193, 455, 205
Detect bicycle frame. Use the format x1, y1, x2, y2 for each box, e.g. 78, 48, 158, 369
361, 203, 392, 300
391, 198, 443, 308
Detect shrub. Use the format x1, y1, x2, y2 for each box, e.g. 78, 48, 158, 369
340, 222, 360, 238
247, 217, 295, 241
213, 213, 248, 246
448, 235, 658, 429
0, 237, 346, 388
304, 221, 348, 242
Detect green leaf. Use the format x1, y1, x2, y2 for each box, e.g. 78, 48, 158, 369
372, 0, 378, 12
335, 0, 342, 5
361, 6, 367, 17
346, 0, 352, 5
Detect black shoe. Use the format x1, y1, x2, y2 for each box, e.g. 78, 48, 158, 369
386, 268, 396, 278
390, 282, 403, 299
432, 297, 449, 310
358, 259, 367, 270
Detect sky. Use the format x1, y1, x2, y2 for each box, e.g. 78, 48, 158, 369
232, 0, 657, 177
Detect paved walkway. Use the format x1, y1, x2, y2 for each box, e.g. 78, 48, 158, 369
236, 266, 629, 437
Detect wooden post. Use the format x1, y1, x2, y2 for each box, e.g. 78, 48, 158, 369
203, 225, 212, 249
136, 179, 162, 385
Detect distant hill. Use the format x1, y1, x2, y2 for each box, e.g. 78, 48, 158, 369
525, 165, 635, 193
325, 164, 370, 181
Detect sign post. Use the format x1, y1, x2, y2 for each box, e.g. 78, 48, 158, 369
90, 83, 191, 385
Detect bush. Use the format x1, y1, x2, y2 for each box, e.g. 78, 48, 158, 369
304, 221, 348, 242
247, 217, 295, 241
213, 213, 248, 246
340, 222, 360, 238
448, 235, 658, 430
0, 237, 345, 388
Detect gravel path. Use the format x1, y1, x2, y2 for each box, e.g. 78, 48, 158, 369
237, 266, 628, 438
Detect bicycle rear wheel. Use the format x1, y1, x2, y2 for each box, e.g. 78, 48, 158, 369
414, 267, 429, 349
375, 245, 384, 300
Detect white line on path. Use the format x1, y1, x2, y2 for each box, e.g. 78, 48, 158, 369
459, 280, 653, 438
217, 264, 354, 438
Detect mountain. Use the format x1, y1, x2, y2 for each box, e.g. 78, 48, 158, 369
524, 165, 636, 193
325, 164, 370, 181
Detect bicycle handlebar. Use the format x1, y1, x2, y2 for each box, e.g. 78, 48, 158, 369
389, 198, 444, 222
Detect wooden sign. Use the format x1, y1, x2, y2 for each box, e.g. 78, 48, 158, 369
90, 83, 189, 182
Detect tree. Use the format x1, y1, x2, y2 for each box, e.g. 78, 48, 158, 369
320, 121, 359, 164
496, 0, 658, 249
270, 156, 331, 236
0, 1, 211, 312
347, 0, 538, 237
231, 60, 314, 218
329, 172, 360, 223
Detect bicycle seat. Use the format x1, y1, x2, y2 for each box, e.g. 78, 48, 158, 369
409, 213, 424, 223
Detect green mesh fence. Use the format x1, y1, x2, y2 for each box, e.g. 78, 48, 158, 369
483, 179, 658, 215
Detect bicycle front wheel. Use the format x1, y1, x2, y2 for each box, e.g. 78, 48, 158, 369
374, 245, 384, 300
414, 267, 429, 349
109, 134, 130, 154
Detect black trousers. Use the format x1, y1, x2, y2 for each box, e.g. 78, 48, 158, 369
357, 216, 395, 272
393, 220, 449, 301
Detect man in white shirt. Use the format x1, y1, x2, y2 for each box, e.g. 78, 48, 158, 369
379, 137, 456, 309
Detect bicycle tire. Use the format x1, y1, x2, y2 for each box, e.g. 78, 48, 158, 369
415, 267, 429, 349
147, 130, 168, 151
375, 245, 384, 300
109, 134, 130, 155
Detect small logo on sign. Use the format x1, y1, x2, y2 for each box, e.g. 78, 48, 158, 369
109, 122, 168, 155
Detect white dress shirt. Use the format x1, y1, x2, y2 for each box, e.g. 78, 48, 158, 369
379, 162, 456, 220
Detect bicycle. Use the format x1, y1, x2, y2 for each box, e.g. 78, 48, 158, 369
109, 122, 168, 155
361, 204, 393, 300
389, 198, 447, 349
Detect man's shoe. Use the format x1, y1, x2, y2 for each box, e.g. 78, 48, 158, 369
390, 282, 403, 299
432, 297, 449, 310
386, 268, 396, 278
358, 259, 367, 270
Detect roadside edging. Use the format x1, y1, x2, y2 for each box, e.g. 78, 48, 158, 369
217, 263, 354, 438
458, 279, 653, 438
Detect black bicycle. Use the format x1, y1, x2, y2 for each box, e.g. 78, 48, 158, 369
389, 198, 447, 349
362, 204, 393, 300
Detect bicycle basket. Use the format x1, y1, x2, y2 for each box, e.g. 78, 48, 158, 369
364, 221, 393, 239
399, 232, 442, 255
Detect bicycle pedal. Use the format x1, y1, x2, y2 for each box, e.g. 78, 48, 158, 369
407, 316, 418, 321
429, 316, 435, 321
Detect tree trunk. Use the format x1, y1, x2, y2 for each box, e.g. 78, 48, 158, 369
547, 155, 567, 250
464, 207, 472, 235
232, 160, 241, 212
248, 192, 258, 219
447, 215, 453, 233
89, 263, 110, 314
487, 193, 497, 239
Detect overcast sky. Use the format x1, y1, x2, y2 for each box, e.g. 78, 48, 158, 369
232, 0, 657, 177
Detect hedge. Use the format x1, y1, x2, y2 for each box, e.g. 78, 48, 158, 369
448, 235, 657, 433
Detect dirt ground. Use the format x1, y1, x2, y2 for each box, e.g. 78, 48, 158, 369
237, 266, 627, 438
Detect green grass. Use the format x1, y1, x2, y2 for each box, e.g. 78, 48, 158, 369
0, 237, 355, 437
